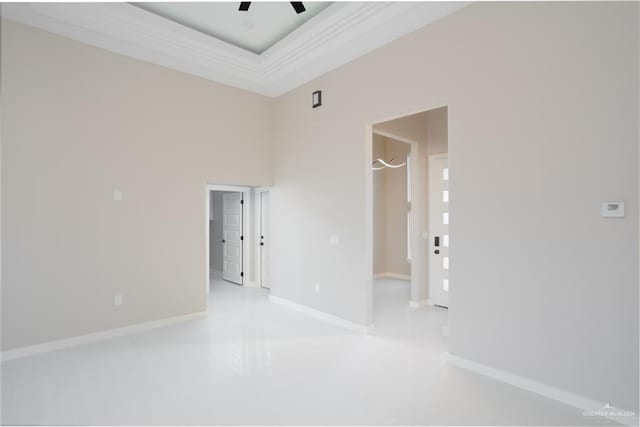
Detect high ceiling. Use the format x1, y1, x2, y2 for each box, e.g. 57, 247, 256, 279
134, 2, 332, 55
1, 2, 468, 97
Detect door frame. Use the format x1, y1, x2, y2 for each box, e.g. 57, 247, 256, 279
255, 187, 270, 287
205, 184, 253, 294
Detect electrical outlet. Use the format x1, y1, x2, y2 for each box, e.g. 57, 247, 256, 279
314, 283, 320, 293
114, 294, 123, 306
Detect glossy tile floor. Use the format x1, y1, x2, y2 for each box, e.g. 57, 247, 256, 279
1, 274, 612, 425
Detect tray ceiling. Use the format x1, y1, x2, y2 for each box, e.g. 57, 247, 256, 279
134, 2, 332, 55
1, 2, 468, 97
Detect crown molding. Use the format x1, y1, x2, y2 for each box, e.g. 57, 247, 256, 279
1, 2, 468, 97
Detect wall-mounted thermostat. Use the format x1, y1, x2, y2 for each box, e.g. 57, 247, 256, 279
601, 202, 625, 218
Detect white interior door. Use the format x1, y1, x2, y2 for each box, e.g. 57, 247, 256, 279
428, 154, 449, 308
222, 192, 243, 285
260, 192, 270, 289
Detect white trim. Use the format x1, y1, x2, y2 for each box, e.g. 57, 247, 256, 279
445, 353, 638, 427
206, 184, 251, 193
0, 3, 468, 97
373, 272, 411, 281
268, 295, 369, 334
255, 187, 270, 288
206, 184, 253, 293
408, 299, 431, 308
1, 311, 207, 363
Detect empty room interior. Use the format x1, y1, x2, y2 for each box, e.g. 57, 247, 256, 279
1, 1, 638, 426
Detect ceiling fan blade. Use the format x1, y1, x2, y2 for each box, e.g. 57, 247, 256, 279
239, 2, 251, 11
290, 2, 306, 14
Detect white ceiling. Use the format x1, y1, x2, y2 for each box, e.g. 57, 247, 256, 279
1, 2, 469, 97
134, 2, 332, 55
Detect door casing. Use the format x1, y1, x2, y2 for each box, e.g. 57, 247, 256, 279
256, 187, 270, 288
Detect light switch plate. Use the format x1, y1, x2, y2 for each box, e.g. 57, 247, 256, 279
601, 202, 624, 218
114, 190, 123, 201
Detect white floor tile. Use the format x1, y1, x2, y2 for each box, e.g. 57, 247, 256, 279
0, 275, 608, 425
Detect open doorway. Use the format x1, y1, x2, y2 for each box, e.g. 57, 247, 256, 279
205, 184, 271, 298
368, 106, 449, 341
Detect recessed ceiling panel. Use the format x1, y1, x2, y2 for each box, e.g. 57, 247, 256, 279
133, 2, 332, 55
2, 2, 469, 96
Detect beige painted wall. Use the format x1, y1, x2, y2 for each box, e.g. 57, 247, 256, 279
1, 20, 273, 350
372, 134, 386, 274
372, 136, 410, 277
383, 138, 410, 277
272, 2, 638, 411
1, 1, 638, 414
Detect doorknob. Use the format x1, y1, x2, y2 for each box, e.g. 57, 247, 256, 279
260, 242, 264, 246
222, 239, 225, 243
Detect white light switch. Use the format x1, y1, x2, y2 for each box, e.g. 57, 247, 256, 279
114, 190, 123, 201
329, 234, 340, 245
601, 202, 624, 218
114, 294, 123, 306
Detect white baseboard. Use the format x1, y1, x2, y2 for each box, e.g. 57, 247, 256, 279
1, 310, 207, 362
445, 353, 638, 426
374, 272, 411, 281
268, 295, 369, 334
409, 298, 431, 308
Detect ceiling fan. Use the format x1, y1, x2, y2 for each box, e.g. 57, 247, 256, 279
239, 2, 307, 14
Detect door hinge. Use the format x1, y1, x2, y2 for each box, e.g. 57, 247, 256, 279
240, 199, 244, 205
240, 235, 244, 241
240, 272, 244, 277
